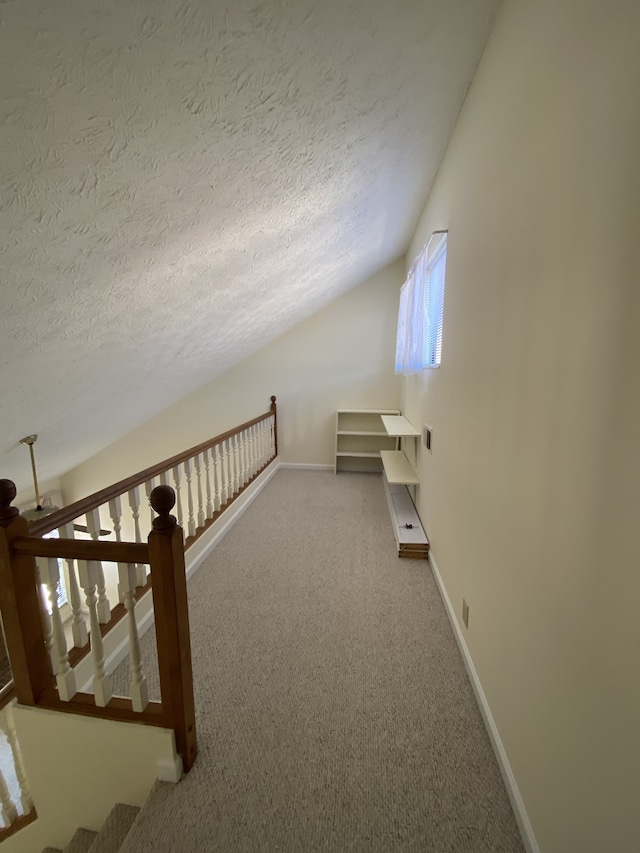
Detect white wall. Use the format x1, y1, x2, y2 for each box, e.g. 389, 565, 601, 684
61, 261, 402, 502
3, 705, 179, 853
402, 1, 640, 851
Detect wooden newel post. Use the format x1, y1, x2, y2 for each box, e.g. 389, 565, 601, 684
148, 485, 197, 773
270, 395, 278, 457
0, 480, 51, 705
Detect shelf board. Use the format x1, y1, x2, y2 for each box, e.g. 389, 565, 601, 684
381, 415, 420, 437
336, 451, 381, 458
380, 450, 419, 484
337, 430, 388, 436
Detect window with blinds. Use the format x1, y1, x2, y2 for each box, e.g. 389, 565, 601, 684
395, 230, 448, 374
423, 234, 447, 368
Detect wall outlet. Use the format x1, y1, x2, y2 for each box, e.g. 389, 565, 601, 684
423, 424, 433, 452
462, 599, 469, 629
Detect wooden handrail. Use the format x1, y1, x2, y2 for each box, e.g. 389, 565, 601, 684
10, 537, 149, 565
29, 406, 275, 537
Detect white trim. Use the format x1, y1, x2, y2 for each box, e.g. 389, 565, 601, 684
184, 461, 281, 581
278, 462, 334, 471
428, 553, 540, 853
156, 753, 183, 784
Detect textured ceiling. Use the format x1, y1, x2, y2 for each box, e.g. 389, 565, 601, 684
0, 0, 500, 494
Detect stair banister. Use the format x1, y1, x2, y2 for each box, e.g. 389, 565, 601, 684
27, 399, 278, 539
0, 480, 51, 707
148, 485, 197, 773
0, 397, 278, 840
0, 484, 197, 766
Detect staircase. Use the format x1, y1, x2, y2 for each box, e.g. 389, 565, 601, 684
41, 793, 166, 853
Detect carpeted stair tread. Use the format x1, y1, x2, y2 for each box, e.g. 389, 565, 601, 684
87, 803, 140, 853
64, 828, 98, 853
117, 782, 173, 853
41, 847, 63, 853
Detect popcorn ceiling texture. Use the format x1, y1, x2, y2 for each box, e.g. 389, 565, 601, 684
0, 0, 499, 491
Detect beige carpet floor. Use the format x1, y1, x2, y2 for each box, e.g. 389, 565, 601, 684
113, 468, 525, 852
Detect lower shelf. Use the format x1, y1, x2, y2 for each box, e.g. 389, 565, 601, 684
380, 450, 419, 485
335, 456, 383, 474
382, 473, 429, 560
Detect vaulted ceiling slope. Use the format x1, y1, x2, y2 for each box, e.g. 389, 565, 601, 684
1, 0, 500, 489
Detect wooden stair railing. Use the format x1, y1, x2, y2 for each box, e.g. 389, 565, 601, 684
0, 481, 196, 767
0, 397, 278, 839
28, 396, 278, 540
20, 396, 278, 676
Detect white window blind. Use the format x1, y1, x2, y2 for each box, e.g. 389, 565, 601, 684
423, 236, 447, 368
395, 231, 447, 374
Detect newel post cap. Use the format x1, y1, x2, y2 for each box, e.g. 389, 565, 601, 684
0, 479, 19, 527
150, 485, 177, 531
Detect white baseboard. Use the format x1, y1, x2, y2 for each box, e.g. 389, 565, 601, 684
278, 462, 334, 471
184, 460, 281, 581
428, 554, 539, 853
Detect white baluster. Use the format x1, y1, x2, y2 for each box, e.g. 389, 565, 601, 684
257, 421, 264, 470
128, 487, 147, 588
34, 558, 55, 673
267, 416, 273, 460
233, 432, 241, 490
77, 560, 112, 707
234, 435, 241, 493
230, 437, 237, 497
0, 766, 18, 826
118, 563, 149, 712
257, 421, 263, 469
0, 705, 33, 813
203, 447, 213, 520
212, 444, 221, 512
128, 487, 142, 545
109, 496, 127, 604
249, 426, 255, 479
40, 557, 76, 701
184, 457, 196, 538
242, 427, 249, 485
145, 478, 157, 532
272, 414, 276, 457
268, 415, 273, 458
108, 495, 123, 543
237, 430, 246, 488
248, 424, 256, 479
218, 442, 227, 506
172, 464, 184, 528
195, 453, 205, 528
226, 439, 234, 501
230, 437, 238, 498
238, 432, 245, 488
140, 478, 158, 586
59, 522, 88, 649
159, 470, 169, 487
85, 509, 111, 623
245, 427, 253, 482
